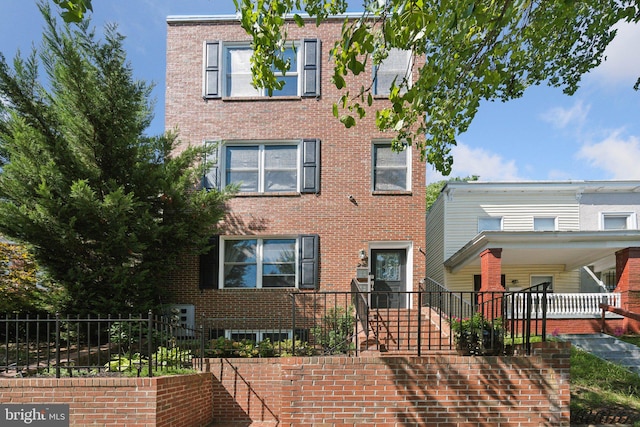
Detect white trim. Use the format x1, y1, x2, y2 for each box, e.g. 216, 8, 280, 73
371, 140, 411, 192
477, 216, 503, 233
600, 211, 637, 230
221, 140, 302, 192
367, 241, 414, 306
221, 41, 302, 97
219, 236, 299, 289
533, 216, 557, 231
373, 48, 413, 96
225, 329, 293, 343
168, 13, 367, 24
530, 275, 554, 291
443, 230, 640, 273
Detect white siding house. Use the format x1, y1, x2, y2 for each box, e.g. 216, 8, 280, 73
426, 181, 640, 315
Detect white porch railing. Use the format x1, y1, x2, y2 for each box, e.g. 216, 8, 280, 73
508, 292, 621, 318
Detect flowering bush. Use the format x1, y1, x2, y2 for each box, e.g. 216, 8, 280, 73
449, 313, 503, 355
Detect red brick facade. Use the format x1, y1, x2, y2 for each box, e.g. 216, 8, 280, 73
164, 17, 426, 322
615, 247, 640, 333
205, 342, 570, 426
479, 248, 504, 318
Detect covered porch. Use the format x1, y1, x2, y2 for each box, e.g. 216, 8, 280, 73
443, 230, 640, 333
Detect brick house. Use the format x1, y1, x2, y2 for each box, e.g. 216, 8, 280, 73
426, 180, 640, 333
164, 13, 426, 338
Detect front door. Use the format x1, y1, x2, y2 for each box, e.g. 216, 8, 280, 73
371, 249, 407, 308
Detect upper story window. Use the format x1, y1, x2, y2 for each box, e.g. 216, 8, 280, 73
225, 45, 298, 97
601, 212, 636, 230
204, 39, 320, 99
226, 144, 297, 192
372, 142, 410, 191
533, 217, 557, 231
478, 217, 502, 233
373, 48, 412, 96
202, 139, 320, 194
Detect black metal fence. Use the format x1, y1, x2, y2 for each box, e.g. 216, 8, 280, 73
201, 282, 549, 357
0, 311, 204, 378
1, 283, 549, 376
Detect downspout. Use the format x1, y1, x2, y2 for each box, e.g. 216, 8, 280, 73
582, 266, 609, 293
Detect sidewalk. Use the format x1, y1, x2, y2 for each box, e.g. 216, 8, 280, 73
559, 333, 640, 375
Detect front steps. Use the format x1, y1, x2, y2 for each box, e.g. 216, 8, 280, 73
357, 307, 454, 354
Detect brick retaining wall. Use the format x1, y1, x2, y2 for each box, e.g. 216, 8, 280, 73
0, 343, 570, 426
0, 373, 213, 426
206, 341, 571, 426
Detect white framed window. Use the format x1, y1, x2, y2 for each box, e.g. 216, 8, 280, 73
204, 40, 320, 98
531, 275, 553, 292
373, 48, 412, 96
478, 217, 502, 233
222, 237, 297, 289
226, 330, 293, 343
224, 143, 298, 192
372, 142, 410, 191
206, 139, 319, 194
225, 44, 299, 97
533, 217, 557, 231
601, 212, 636, 230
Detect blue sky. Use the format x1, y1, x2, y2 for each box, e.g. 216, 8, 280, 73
2, 1, 639, 183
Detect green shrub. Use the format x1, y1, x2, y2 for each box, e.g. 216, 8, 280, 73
311, 306, 356, 355
449, 313, 503, 355
105, 345, 193, 375
204, 336, 316, 358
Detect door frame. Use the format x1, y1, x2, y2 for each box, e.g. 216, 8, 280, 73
367, 241, 414, 308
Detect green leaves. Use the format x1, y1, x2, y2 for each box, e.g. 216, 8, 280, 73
52, 0, 93, 23
237, 0, 640, 175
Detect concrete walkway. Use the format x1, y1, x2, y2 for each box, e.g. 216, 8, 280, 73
559, 333, 640, 376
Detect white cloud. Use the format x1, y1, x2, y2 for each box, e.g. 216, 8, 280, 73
589, 22, 640, 86
426, 143, 522, 183
540, 100, 590, 130
577, 131, 640, 179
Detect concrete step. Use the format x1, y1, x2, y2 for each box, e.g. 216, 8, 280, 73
559, 333, 640, 375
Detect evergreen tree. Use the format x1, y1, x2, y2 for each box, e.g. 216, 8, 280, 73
0, 4, 228, 316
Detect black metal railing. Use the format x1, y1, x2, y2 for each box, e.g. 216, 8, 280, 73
351, 279, 369, 338
0, 311, 204, 378
1, 284, 549, 373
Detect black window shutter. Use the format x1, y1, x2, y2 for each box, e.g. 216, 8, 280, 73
301, 139, 320, 193
299, 234, 319, 290
204, 41, 221, 98
302, 39, 320, 97
202, 140, 220, 190
199, 236, 220, 289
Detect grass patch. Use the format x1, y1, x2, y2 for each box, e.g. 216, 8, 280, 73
571, 338, 640, 426
620, 335, 640, 347
504, 335, 543, 346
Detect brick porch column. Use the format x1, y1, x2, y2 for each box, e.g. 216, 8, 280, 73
479, 248, 503, 319
615, 247, 640, 333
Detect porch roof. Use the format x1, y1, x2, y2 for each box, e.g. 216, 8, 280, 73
444, 230, 640, 274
